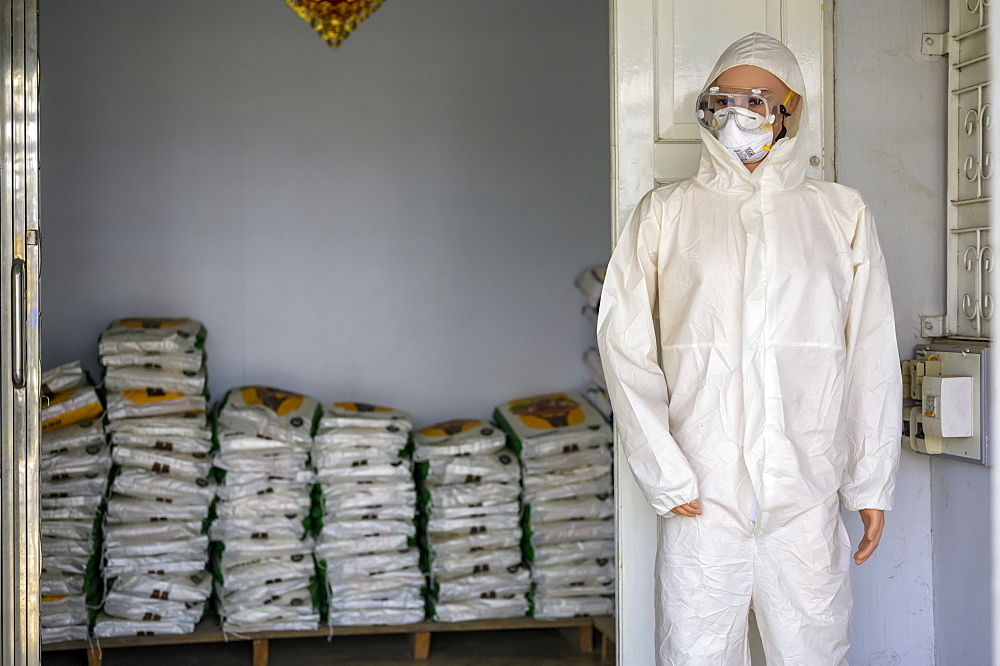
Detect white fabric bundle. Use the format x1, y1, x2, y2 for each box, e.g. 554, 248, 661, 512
575, 265, 607, 311
493, 392, 614, 619
576, 264, 613, 426
212, 386, 321, 634
583, 384, 613, 423
97, 320, 214, 638
584, 348, 607, 392
414, 419, 528, 622
313, 402, 422, 626
38, 362, 108, 644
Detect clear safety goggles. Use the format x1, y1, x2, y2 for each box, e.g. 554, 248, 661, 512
695, 86, 793, 131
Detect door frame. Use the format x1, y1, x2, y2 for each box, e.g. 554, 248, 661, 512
1, 0, 41, 663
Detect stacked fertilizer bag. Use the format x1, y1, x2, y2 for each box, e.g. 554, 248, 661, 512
494, 392, 615, 619
92, 318, 216, 638
575, 265, 612, 422
312, 403, 424, 626
39, 361, 108, 643
210, 386, 322, 633
414, 420, 529, 622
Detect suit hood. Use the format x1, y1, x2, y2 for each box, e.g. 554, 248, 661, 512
695, 32, 809, 191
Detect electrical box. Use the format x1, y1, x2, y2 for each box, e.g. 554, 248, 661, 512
901, 341, 991, 465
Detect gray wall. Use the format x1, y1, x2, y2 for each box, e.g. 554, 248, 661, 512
835, 0, 942, 663
931, 461, 992, 664
39, 0, 611, 427
837, 0, 991, 664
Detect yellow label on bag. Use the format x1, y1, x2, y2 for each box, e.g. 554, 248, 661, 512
45, 388, 76, 408
41, 398, 103, 434
122, 389, 186, 404
241, 387, 304, 416
508, 393, 585, 430
119, 318, 190, 329
419, 419, 480, 437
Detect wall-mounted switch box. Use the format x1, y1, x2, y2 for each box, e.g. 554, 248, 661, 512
904, 341, 991, 465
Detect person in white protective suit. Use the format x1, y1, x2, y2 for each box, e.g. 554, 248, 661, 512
597, 33, 901, 664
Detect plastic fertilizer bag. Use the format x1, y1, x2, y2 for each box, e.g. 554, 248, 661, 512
412, 419, 506, 461
318, 402, 413, 432
494, 392, 614, 619
314, 401, 422, 627
41, 386, 103, 433
101, 349, 204, 373
106, 390, 206, 421
104, 366, 207, 395
98, 318, 206, 356
217, 386, 320, 444
41, 361, 89, 396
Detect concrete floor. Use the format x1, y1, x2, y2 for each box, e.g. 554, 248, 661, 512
43, 629, 607, 665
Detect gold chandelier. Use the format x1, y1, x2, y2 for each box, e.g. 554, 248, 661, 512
286, 0, 389, 48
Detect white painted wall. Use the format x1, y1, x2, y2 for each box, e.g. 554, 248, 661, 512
835, 0, 948, 663
38, 0, 611, 426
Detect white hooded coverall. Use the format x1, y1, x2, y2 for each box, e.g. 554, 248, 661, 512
597, 33, 901, 665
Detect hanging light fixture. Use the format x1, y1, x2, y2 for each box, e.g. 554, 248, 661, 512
286, 0, 388, 48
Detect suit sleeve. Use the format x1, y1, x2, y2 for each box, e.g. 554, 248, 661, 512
838, 202, 902, 511
596, 192, 700, 517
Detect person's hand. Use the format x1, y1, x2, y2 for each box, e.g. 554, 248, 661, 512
671, 499, 702, 517
854, 508, 885, 565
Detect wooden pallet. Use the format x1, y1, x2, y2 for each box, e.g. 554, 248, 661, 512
591, 615, 615, 665
41, 615, 611, 665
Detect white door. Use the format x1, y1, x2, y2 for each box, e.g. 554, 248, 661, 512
609, 2, 832, 663
1, 1, 41, 663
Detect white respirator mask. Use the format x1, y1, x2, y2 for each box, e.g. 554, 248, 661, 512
712, 107, 774, 164
696, 86, 796, 164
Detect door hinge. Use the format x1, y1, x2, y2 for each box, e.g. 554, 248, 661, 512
922, 33, 948, 57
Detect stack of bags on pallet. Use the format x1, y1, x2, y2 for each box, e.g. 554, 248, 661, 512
94, 318, 215, 638
39, 361, 108, 643
210, 386, 321, 633
313, 403, 423, 626
575, 265, 612, 422
494, 392, 614, 619
414, 420, 528, 622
